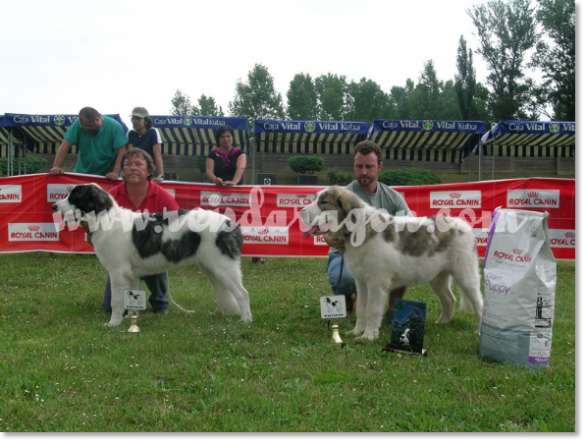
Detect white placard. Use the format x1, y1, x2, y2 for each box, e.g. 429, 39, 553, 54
124, 290, 147, 311
320, 295, 346, 319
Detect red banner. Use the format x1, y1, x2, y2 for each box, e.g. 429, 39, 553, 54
0, 174, 575, 260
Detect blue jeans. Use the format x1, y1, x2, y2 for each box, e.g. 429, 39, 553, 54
102, 273, 169, 312
326, 253, 356, 296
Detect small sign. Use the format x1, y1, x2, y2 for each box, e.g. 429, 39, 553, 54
124, 290, 147, 311
320, 295, 346, 319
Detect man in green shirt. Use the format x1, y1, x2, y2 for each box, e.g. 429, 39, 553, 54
49, 107, 128, 180
325, 140, 411, 313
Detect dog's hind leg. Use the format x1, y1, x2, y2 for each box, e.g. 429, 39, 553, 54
428, 272, 456, 324
200, 264, 252, 323
106, 272, 139, 327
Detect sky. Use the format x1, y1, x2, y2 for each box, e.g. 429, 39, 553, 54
0, 0, 563, 128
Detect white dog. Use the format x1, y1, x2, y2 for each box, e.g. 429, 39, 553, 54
301, 186, 483, 341
52, 183, 252, 327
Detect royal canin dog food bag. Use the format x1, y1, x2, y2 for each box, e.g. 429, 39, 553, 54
479, 208, 557, 369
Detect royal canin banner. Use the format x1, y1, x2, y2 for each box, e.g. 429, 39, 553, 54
0, 174, 575, 260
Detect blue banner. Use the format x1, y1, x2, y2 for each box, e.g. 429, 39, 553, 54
151, 115, 249, 132
370, 120, 486, 134
483, 120, 575, 140
4, 113, 127, 130
254, 119, 369, 135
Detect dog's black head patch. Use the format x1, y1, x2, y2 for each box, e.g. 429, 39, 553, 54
68, 184, 113, 215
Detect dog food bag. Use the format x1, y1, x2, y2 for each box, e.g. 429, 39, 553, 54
479, 208, 557, 369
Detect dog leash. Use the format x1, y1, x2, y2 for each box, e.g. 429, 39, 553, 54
335, 255, 344, 295
167, 273, 195, 314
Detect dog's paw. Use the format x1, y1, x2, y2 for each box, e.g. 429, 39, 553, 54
349, 327, 364, 336
104, 321, 120, 327
356, 330, 379, 341
240, 313, 253, 323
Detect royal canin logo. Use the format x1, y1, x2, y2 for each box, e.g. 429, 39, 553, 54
527, 191, 539, 198
257, 228, 269, 235
67, 186, 74, 192
513, 248, 523, 255
565, 232, 575, 238
449, 193, 461, 199
28, 225, 40, 232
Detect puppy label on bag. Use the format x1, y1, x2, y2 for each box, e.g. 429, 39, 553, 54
320, 295, 346, 318
124, 290, 147, 311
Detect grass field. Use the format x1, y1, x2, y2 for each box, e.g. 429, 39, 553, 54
0, 252, 575, 432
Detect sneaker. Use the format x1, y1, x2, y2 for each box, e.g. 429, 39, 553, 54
153, 308, 169, 315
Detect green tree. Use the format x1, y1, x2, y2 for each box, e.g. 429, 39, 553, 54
530, 0, 575, 121
345, 78, 395, 122
197, 94, 224, 116
455, 36, 476, 120
229, 63, 285, 129
315, 73, 348, 121
286, 73, 318, 120
170, 89, 198, 115
391, 79, 415, 119
410, 61, 443, 119
468, 0, 539, 121
438, 80, 463, 120
470, 82, 492, 122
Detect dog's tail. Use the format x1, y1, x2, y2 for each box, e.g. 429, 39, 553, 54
168, 291, 195, 314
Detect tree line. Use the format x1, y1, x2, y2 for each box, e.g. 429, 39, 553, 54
170, 0, 574, 128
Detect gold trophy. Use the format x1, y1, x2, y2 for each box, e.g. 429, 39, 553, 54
127, 313, 140, 333
331, 323, 345, 348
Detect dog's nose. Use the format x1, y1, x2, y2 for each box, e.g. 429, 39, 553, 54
51, 204, 58, 211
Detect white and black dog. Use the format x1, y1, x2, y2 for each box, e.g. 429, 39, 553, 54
301, 186, 483, 341
52, 183, 252, 327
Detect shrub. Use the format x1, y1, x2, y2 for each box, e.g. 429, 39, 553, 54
327, 168, 353, 185
195, 156, 207, 173
378, 168, 441, 186
287, 156, 325, 175
0, 156, 47, 176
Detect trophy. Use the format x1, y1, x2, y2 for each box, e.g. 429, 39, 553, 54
320, 295, 346, 348
331, 323, 345, 347
128, 314, 140, 333
124, 290, 147, 333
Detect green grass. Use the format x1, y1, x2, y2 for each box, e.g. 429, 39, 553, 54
0, 253, 575, 432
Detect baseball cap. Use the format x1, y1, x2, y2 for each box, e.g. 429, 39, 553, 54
130, 107, 149, 118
